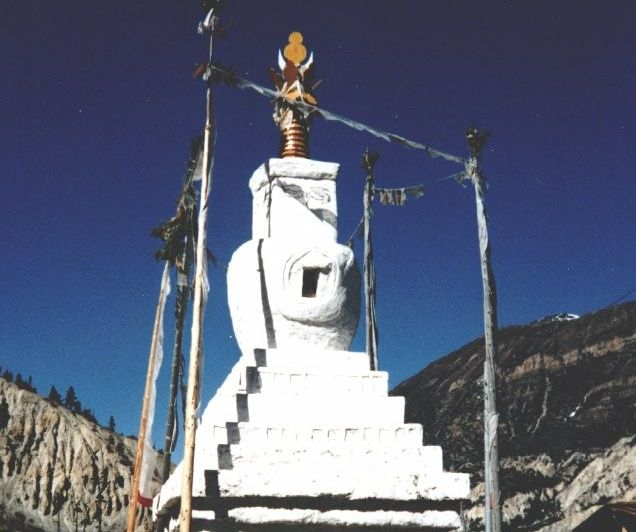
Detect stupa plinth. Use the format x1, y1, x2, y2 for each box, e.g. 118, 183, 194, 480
153, 34, 469, 531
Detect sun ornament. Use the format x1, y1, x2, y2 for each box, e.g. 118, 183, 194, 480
284, 31, 307, 65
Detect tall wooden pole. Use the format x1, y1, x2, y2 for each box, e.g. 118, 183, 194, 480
465, 128, 501, 532
161, 244, 190, 482
362, 150, 379, 371
126, 261, 171, 532
179, 10, 217, 531
157, 142, 199, 483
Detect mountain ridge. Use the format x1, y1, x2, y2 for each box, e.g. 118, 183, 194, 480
1, 301, 633, 530
392, 300, 636, 530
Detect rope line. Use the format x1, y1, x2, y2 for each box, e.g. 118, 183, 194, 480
208, 65, 466, 166
345, 216, 365, 247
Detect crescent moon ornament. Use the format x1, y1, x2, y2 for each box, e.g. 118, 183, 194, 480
300, 51, 314, 75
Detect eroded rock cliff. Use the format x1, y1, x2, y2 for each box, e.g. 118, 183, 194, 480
392, 301, 636, 530
0, 379, 159, 531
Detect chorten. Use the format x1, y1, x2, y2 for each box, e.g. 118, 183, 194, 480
154, 33, 469, 531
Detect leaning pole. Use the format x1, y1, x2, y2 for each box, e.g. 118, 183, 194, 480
465, 128, 502, 532
362, 150, 379, 371
126, 262, 171, 532
159, 152, 199, 483
161, 234, 192, 482
179, 7, 218, 531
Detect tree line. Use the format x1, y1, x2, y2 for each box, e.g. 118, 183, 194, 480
0, 364, 117, 433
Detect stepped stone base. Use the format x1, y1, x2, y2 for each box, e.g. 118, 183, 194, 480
154, 348, 469, 531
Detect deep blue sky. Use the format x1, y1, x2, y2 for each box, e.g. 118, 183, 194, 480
2, 1, 635, 450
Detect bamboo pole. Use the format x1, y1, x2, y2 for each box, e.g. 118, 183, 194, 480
465, 128, 501, 532
362, 150, 379, 371
179, 13, 217, 531
126, 261, 171, 532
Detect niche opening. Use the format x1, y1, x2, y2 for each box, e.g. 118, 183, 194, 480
302, 268, 321, 298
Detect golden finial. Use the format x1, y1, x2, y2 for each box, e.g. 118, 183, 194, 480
271, 31, 317, 158
283, 32, 307, 65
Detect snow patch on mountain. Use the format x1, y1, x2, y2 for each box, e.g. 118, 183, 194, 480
533, 312, 580, 324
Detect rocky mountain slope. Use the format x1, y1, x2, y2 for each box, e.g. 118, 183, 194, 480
392, 301, 636, 530
2, 301, 633, 531
0, 379, 160, 531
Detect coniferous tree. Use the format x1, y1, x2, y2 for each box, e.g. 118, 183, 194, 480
1, 371, 12, 383
27, 375, 36, 394
107, 415, 116, 432
15, 373, 25, 389
80, 408, 97, 424
48, 386, 62, 405
64, 386, 81, 413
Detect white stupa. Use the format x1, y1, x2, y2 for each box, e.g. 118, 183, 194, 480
153, 33, 469, 531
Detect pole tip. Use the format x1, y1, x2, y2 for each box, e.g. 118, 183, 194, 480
465, 127, 490, 158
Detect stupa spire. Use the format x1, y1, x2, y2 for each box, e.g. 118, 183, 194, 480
270, 32, 317, 158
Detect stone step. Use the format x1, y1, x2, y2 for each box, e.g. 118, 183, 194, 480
199, 393, 244, 424
232, 423, 424, 448
202, 422, 241, 445
226, 508, 462, 530
218, 443, 444, 473
245, 366, 388, 396
242, 394, 405, 425
218, 466, 470, 501
252, 347, 371, 372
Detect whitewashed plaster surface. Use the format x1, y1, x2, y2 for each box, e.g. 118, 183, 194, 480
228, 508, 462, 528
249, 158, 340, 242
228, 157, 360, 355
154, 159, 469, 529
154, 349, 470, 528
227, 239, 360, 355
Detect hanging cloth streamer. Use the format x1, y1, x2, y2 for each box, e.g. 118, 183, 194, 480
375, 184, 425, 205
138, 262, 171, 507
190, 137, 205, 182
189, 175, 211, 424
189, 100, 215, 421
207, 65, 465, 165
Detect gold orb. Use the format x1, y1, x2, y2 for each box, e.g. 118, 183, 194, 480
284, 31, 307, 65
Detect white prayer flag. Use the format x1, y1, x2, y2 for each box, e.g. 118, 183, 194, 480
138, 262, 171, 507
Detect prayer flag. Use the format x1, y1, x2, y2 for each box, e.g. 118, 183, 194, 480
138, 262, 171, 507
375, 185, 425, 206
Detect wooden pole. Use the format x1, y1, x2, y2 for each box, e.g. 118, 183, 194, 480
179, 12, 217, 531
126, 261, 171, 532
158, 141, 199, 482
465, 128, 501, 532
362, 150, 379, 371
161, 249, 190, 482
